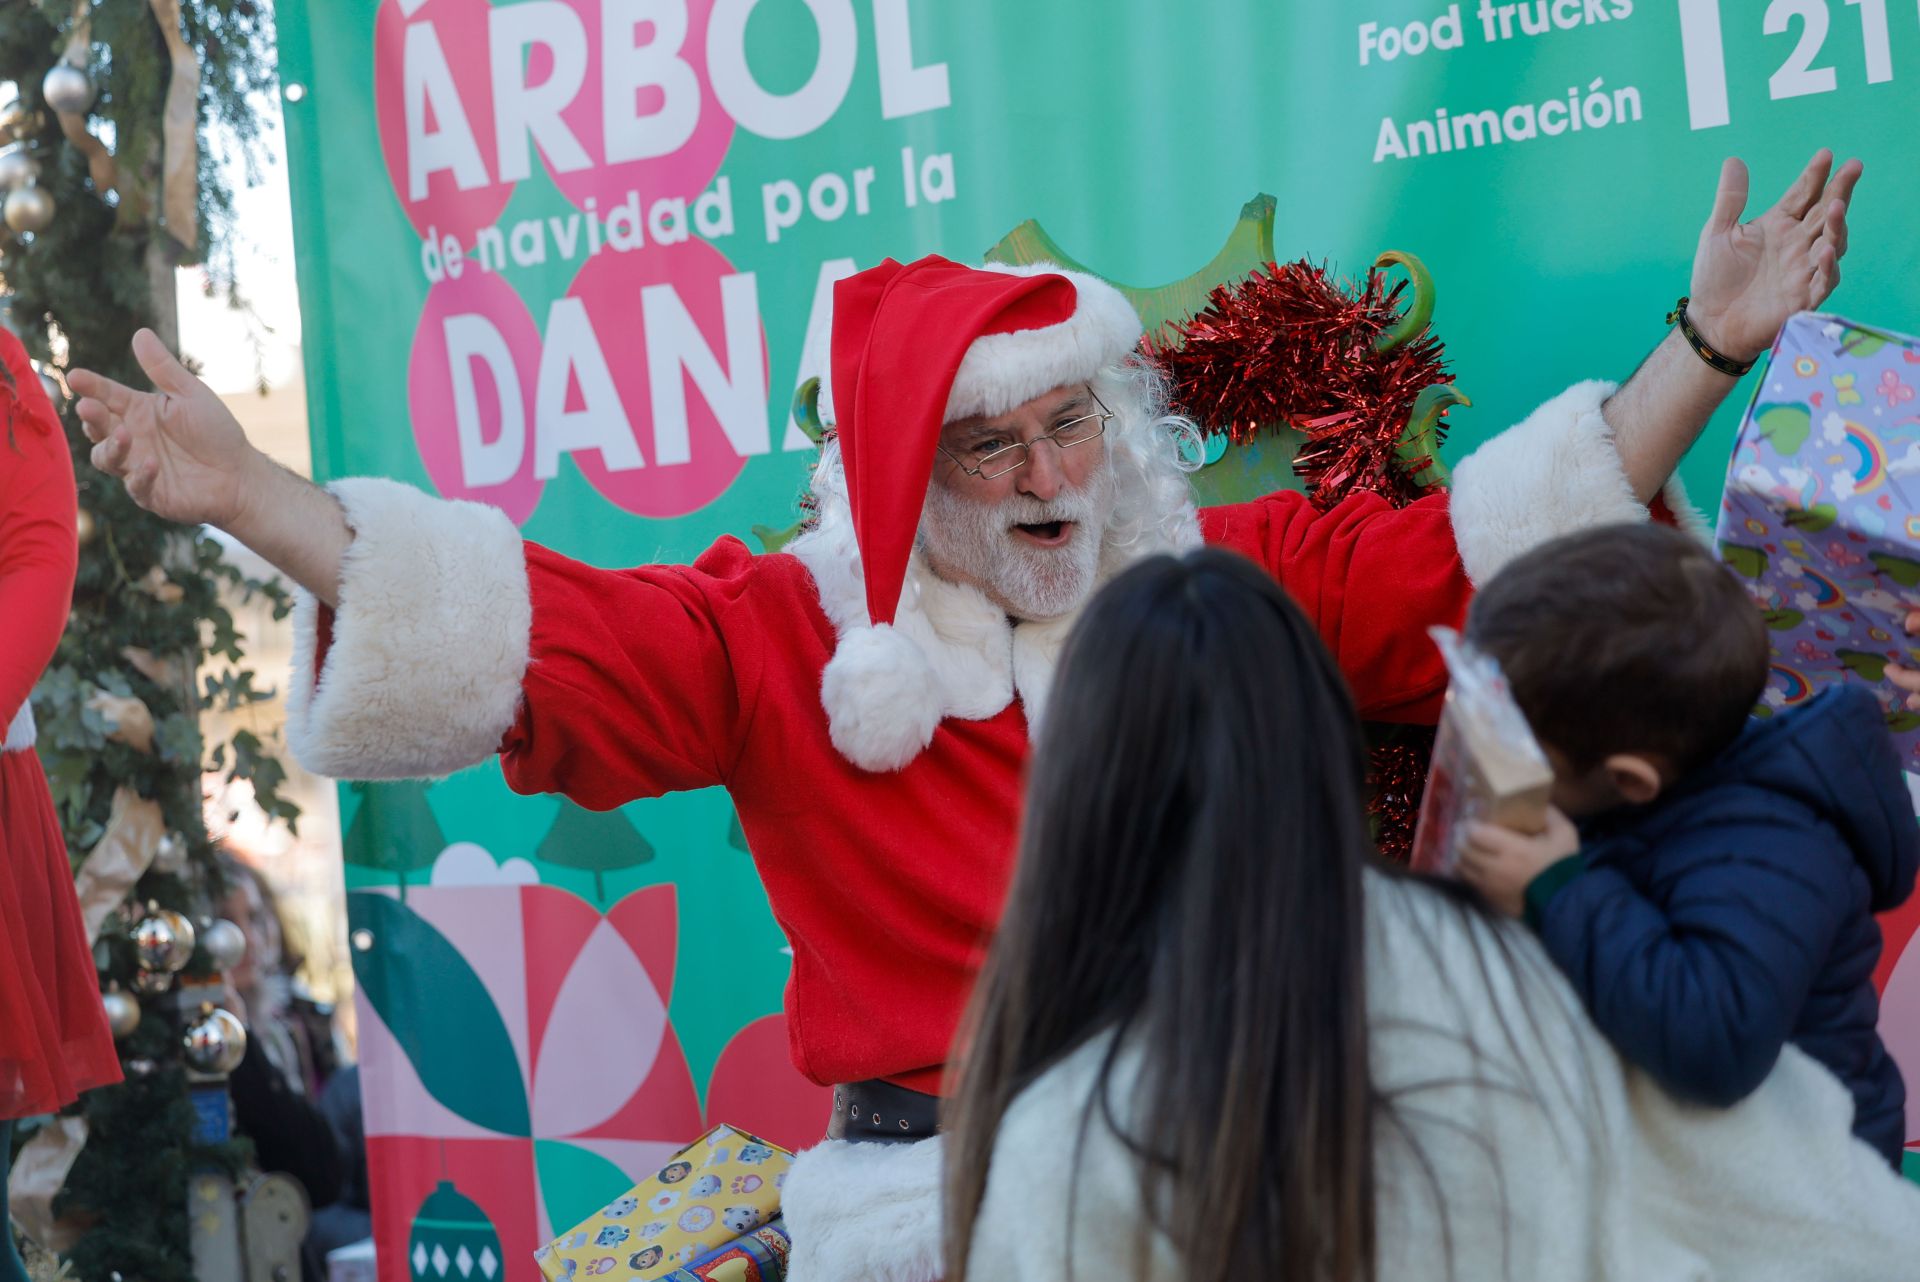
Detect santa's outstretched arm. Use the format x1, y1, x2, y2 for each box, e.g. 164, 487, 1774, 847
1604, 149, 1858, 502
71, 330, 352, 607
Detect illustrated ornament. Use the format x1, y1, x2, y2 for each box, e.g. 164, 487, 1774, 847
41, 65, 95, 117
181, 1005, 247, 1074
409, 1181, 501, 1282
131, 906, 197, 973
102, 989, 140, 1039
4, 182, 53, 234
201, 918, 246, 970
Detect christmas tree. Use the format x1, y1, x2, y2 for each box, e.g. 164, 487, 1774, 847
0, 2, 293, 1277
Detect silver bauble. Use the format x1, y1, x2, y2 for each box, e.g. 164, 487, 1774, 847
39, 369, 61, 406
151, 831, 187, 874
130, 967, 172, 996
4, 183, 53, 234
202, 918, 247, 970
130, 908, 196, 973
0, 144, 35, 190
182, 1006, 247, 1075
0, 100, 29, 142
103, 989, 141, 1038
41, 65, 94, 117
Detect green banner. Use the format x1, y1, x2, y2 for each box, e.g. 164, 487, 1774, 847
275, 0, 1919, 1271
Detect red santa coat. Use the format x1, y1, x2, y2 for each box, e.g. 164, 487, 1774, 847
291, 379, 1698, 1098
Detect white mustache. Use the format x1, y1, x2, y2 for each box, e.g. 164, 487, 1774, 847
996, 487, 1101, 530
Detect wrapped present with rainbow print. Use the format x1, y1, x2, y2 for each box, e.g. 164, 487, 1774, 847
1714, 311, 1920, 763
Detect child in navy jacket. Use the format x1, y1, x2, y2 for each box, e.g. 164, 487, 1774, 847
1457, 522, 1918, 1167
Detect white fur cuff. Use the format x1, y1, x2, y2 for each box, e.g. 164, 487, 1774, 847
286, 478, 532, 780
783, 1137, 944, 1282
1449, 379, 1646, 584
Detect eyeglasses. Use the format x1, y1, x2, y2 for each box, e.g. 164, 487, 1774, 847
937, 387, 1113, 480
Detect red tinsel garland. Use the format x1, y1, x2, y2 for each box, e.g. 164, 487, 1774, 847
1144, 259, 1453, 511
1148, 260, 1459, 858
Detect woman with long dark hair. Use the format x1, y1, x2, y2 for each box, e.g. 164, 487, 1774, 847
0, 331, 120, 1281
944, 548, 1920, 1282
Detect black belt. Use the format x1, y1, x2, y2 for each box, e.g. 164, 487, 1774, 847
828, 1078, 940, 1144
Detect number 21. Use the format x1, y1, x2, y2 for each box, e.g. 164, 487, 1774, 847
1679, 0, 1895, 129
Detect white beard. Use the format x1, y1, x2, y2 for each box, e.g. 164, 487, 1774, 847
918, 460, 1117, 621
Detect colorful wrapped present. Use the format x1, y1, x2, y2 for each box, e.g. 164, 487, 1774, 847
536, 1126, 792, 1281
1714, 312, 1920, 765
1409, 627, 1553, 874
660, 1218, 791, 1281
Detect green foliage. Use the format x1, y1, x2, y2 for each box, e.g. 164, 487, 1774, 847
1, 3, 285, 1278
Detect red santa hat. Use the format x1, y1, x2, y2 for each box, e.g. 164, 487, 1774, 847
818, 255, 1143, 771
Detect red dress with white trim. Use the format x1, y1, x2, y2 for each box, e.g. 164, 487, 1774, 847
0, 336, 121, 1119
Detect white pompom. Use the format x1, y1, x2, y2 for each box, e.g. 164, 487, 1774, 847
820, 624, 942, 772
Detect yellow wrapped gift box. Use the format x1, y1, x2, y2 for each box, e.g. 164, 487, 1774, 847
535, 1125, 793, 1281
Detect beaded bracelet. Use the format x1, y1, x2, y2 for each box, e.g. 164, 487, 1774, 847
1666, 296, 1758, 377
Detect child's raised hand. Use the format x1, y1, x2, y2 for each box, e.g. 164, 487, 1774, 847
1457, 808, 1580, 918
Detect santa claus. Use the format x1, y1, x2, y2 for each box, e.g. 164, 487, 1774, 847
73, 151, 1859, 1281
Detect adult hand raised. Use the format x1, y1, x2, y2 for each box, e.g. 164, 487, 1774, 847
70, 329, 268, 529
1687, 149, 1862, 363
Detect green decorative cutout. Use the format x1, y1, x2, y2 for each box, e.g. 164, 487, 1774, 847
1885, 711, 1920, 734
1398, 384, 1470, 490
986, 194, 1277, 340
1783, 503, 1838, 534
349, 893, 530, 1136
1871, 551, 1920, 588
1754, 403, 1812, 456
1838, 650, 1891, 683
1762, 608, 1805, 631
727, 810, 750, 854
1902, 1148, 1919, 1185
752, 521, 806, 554
985, 194, 1445, 511
791, 377, 827, 445
342, 782, 447, 902
1372, 251, 1435, 353
537, 800, 657, 909
1719, 543, 1770, 580
535, 1139, 635, 1239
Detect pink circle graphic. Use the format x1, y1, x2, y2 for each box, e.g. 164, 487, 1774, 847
543, 0, 736, 212
375, 0, 517, 245
566, 237, 763, 518
410, 269, 547, 525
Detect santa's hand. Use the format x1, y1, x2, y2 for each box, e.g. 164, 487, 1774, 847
1455, 809, 1579, 919
70, 329, 268, 529
1686, 149, 1862, 363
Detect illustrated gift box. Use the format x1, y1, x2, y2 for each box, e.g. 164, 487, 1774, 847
536, 1125, 793, 1281
1715, 311, 1920, 764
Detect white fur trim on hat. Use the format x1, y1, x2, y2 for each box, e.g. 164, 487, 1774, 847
287, 478, 532, 780
819, 623, 945, 773
782, 1136, 943, 1282
943, 262, 1144, 422
1450, 379, 1650, 584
